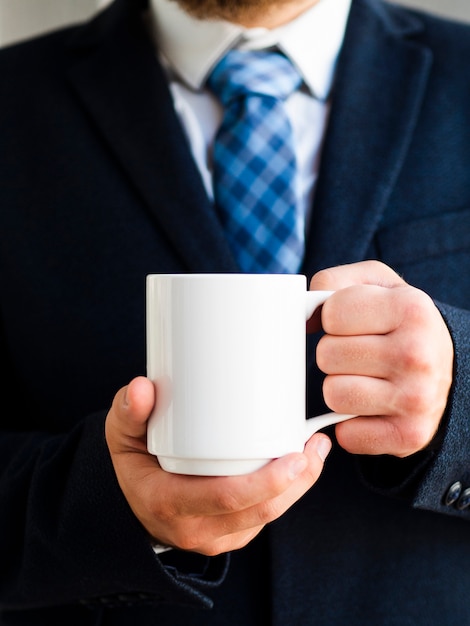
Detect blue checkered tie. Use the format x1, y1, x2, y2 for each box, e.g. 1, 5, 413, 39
207, 49, 304, 273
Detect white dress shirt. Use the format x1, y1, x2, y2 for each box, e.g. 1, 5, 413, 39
146, 0, 352, 555
148, 0, 352, 232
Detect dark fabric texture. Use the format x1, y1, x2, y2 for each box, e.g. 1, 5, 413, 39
1, 0, 470, 623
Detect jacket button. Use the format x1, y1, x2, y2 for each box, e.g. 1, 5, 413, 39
444, 481, 462, 506
457, 487, 470, 510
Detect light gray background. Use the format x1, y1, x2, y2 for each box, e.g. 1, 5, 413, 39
0, 0, 469, 47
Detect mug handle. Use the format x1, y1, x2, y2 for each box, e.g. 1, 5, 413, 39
304, 290, 356, 439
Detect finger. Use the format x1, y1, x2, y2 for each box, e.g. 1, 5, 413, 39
334, 414, 438, 457
159, 434, 331, 518
211, 434, 332, 533
166, 435, 332, 554
309, 260, 406, 292
198, 526, 266, 557
317, 334, 399, 378
323, 371, 440, 423
160, 454, 309, 518
317, 334, 381, 377
318, 326, 439, 382
320, 369, 411, 455
320, 284, 423, 336
323, 374, 400, 417
195, 474, 315, 555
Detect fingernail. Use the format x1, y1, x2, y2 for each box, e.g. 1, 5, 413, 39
288, 458, 308, 480
316, 437, 332, 462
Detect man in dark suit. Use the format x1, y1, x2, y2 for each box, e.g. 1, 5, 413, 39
1, 0, 470, 623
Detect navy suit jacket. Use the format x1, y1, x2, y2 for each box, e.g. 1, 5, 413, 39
1, 0, 470, 623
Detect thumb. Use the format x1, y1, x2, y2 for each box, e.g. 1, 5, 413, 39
106, 376, 155, 452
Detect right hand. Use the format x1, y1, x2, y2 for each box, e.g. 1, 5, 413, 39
105, 376, 332, 556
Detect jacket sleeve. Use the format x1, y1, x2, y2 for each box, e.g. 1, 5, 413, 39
412, 302, 470, 517
357, 301, 470, 519
0, 400, 228, 612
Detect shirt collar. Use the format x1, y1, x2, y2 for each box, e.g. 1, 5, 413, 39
149, 0, 352, 100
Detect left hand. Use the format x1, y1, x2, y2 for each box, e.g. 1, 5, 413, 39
309, 261, 454, 458
105, 377, 331, 556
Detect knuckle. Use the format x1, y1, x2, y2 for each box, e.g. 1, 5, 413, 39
173, 524, 206, 553
310, 267, 338, 290
395, 420, 434, 456
371, 260, 403, 286
213, 487, 245, 513
400, 288, 433, 326
395, 313, 435, 375
400, 338, 432, 375
203, 529, 263, 557
391, 388, 439, 454
400, 422, 428, 452
149, 487, 182, 522
200, 543, 227, 557
256, 499, 284, 524
397, 380, 429, 416
150, 504, 174, 526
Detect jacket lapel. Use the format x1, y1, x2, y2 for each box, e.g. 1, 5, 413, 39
302, 0, 432, 279
64, 0, 432, 279
66, 0, 238, 273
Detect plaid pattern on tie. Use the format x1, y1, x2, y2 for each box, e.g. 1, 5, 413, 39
207, 49, 304, 273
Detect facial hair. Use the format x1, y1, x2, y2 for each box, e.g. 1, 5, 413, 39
170, 0, 295, 23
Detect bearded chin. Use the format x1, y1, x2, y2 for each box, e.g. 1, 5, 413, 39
170, 0, 279, 22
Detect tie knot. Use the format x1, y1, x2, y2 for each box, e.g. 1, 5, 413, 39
207, 49, 302, 105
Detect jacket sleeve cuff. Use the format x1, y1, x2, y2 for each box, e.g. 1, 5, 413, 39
357, 301, 470, 517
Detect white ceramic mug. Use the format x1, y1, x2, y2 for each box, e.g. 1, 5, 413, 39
146, 274, 354, 476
